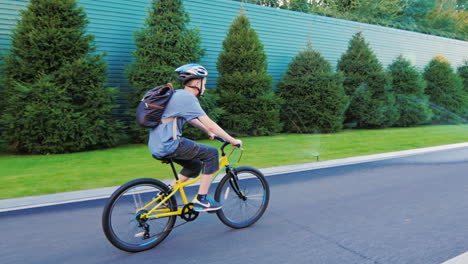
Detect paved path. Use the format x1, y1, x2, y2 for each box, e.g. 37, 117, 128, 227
1, 146, 468, 264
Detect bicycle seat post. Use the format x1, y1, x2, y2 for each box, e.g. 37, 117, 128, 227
168, 159, 179, 180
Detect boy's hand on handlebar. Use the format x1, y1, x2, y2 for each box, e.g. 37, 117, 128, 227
230, 139, 242, 148
208, 132, 216, 140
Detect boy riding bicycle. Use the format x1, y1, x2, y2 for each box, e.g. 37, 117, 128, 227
148, 64, 242, 212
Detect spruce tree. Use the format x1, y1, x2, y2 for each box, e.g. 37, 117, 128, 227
183, 90, 224, 139
457, 61, 468, 94
276, 43, 348, 133
388, 55, 433, 126
424, 56, 468, 123
127, 0, 203, 142
0, 55, 5, 115
337, 32, 398, 128
217, 12, 281, 136
0, 0, 119, 154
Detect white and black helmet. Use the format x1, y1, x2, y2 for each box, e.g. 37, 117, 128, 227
175, 63, 208, 85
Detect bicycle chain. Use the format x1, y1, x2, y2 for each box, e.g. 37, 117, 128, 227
143, 212, 201, 240
140, 203, 204, 241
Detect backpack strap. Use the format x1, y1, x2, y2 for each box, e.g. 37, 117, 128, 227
161, 117, 178, 140
160, 83, 176, 140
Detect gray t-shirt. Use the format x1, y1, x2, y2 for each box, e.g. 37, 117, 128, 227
148, 89, 206, 158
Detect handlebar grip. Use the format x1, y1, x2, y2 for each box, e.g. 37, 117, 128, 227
213, 136, 242, 149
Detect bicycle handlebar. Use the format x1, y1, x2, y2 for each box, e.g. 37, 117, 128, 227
213, 136, 241, 154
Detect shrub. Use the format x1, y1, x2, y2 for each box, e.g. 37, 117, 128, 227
276, 43, 348, 133
337, 32, 398, 128
289, 0, 312, 12
457, 60, 468, 94
126, 0, 203, 142
423, 56, 468, 123
182, 89, 224, 139
0, 0, 119, 154
217, 12, 281, 136
388, 55, 432, 126
234, 0, 280, 7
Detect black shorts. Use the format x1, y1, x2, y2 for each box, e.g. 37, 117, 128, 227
164, 137, 219, 178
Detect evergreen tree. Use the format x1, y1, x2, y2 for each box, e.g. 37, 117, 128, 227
276, 43, 348, 133
0, 54, 5, 114
127, 0, 203, 142
399, 0, 436, 26
0, 0, 119, 154
235, 0, 280, 7
183, 90, 224, 139
352, 0, 404, 22
457, 60, 468, 94
424, 56, 468, 122
290, 0, 312, 12
328, 0, 355, 12
217, 12, 281, 136
388, 55, 433, 127
336, 32, 398, 128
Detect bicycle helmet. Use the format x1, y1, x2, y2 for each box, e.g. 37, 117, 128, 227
175, 63, 208, 85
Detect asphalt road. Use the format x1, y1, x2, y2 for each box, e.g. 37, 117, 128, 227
1, 147, 468, 264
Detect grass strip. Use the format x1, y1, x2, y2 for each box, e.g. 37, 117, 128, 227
0, 124, 467, 199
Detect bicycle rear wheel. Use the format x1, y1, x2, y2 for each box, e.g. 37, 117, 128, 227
102, 178, 177, 252
215, 167, 270, 229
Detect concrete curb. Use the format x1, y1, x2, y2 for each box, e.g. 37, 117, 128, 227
1, 142, 467, 213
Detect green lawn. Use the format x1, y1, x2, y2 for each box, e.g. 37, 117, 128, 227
1, 124, 467, 200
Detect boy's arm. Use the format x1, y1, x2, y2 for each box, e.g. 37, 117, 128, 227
196, 115, 242, 147
188, 118, 215, 139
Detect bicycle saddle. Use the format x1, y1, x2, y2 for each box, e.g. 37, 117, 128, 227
152, 154, 172, 164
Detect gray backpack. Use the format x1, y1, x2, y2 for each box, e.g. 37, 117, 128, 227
136, 83, 174, 128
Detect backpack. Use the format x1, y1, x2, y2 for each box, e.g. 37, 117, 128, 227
136, 83, 174, 128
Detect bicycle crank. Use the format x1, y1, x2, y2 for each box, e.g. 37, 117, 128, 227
180, 203, 199, 221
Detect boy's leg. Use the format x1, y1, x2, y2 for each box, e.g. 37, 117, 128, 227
198, 173, 214, 194
171, 160, 220, 212
170, 159, 213, 194
170, 174, 189, 188
170, 159, 202, 187
189, 145, 220, 211
168, 138, 220, 211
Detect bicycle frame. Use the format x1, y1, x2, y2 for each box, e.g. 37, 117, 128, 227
138, 151, 236, 219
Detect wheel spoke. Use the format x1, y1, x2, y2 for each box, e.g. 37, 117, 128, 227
102, 181, 177, 252
215, 168, 269, 228
245, 194, 264, 200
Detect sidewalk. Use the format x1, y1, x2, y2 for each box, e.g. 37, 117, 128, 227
1, 142, 467, 213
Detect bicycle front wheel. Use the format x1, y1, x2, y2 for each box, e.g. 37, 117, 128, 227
102, 178, 177, 252
215, 167, 270, 229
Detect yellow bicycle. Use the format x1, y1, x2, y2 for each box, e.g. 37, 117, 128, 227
102, 136, 270, 252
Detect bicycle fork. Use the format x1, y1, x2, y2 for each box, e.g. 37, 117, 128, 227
226, 168, 247, 201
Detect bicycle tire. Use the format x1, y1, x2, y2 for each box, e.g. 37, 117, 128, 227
215, 167, 270, 229
102, 178, 177, 252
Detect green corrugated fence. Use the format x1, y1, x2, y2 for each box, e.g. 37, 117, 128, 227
1, 0, 467, 116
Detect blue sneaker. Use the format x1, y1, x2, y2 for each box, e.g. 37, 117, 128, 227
193, 196, 222, 212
